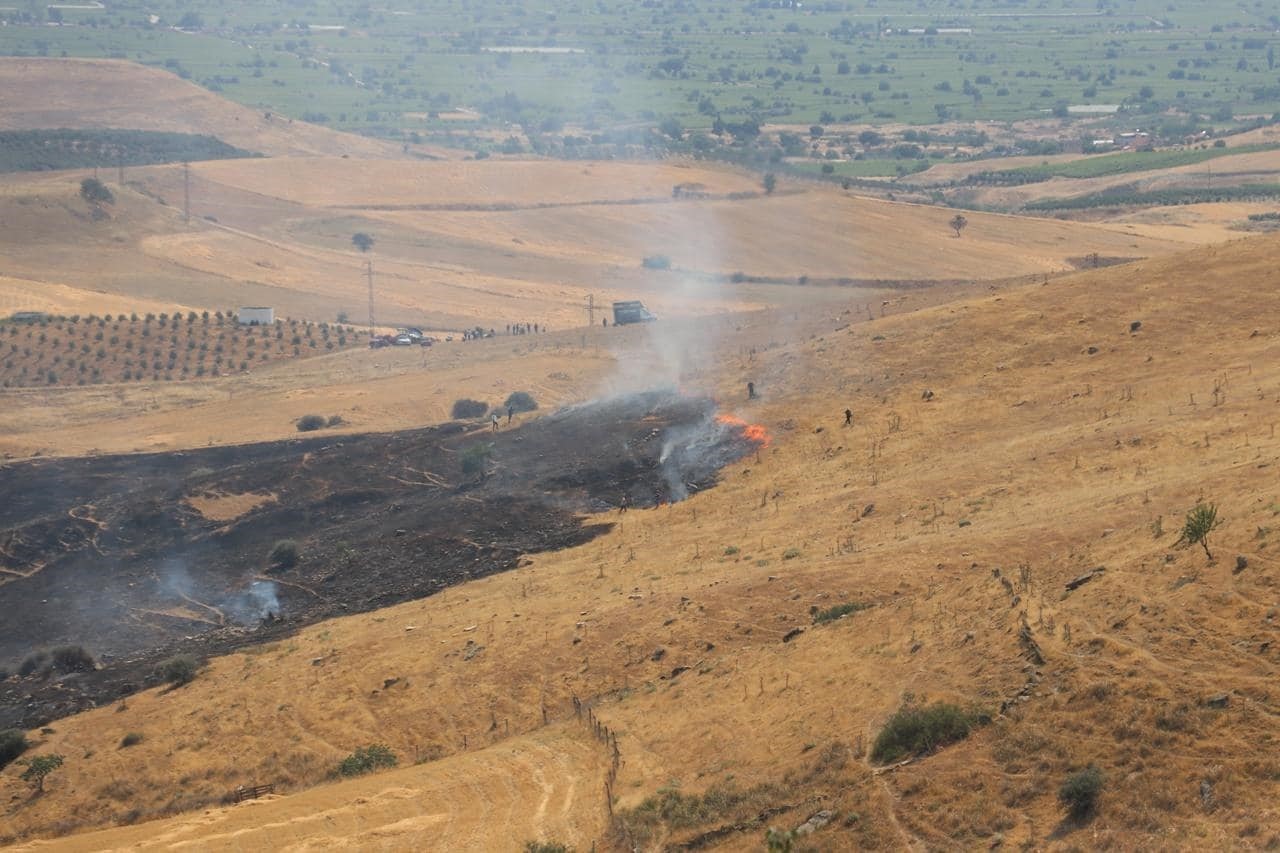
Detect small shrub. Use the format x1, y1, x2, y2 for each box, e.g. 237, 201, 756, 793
782, 548, 801, 560
642, 255, 672, 270
461, 444, 493, 476
451, 398, 488, 419
504, 391, 538, 413
870, 700, 985, 764
723, 545, 739, 556
157, 654, 199, 686
1059, 766, 1104, 818
50, 645, 95, 674
268, 539, 299, 569
336, 744, 396, 777
1177, 502, 1223, 560
525, 843, 573, 853
119, 732, 143, 748
0, 729, 29, 769
295, 414, 326, 432
326, 414, 344, 427
813, 601, 870, 624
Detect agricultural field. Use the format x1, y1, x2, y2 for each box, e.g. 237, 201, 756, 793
0, 0, 1278, 146
0, 312, 364, 388
967, 142, 1280, 184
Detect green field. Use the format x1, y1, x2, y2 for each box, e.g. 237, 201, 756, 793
3, 1, 1280, 146
972, 142, 1280, 183
0, 128, 257, 172
1025, 182, 1280, 210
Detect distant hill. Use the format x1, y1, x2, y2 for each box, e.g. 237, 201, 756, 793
0, 58, 405, 159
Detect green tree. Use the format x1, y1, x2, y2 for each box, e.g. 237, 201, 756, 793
337, 744, 396, 777
762, 173, 777, 194
949, 214, 968, 237
19, 754, 63, 792
352, 232, 375, 252
0, 729, 29, 769
1177, 502, 1223, 560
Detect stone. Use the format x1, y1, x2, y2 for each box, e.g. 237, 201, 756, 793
795, 809, 834, 835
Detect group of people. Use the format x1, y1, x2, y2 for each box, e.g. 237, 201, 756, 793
461, 327, 495, 341
507, 323, 544, 335
490, 405, 517, 431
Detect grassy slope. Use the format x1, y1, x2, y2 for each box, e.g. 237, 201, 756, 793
4, 234, 1280, 849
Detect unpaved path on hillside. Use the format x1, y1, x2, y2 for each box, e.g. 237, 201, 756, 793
9, 724, 608, 852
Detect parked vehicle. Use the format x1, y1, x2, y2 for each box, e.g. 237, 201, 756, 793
612, 300, 657, 324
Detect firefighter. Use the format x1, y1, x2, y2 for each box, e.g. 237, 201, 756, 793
507, 404, 514, 425
747, 381, 757, 400
844, 408, 853, 426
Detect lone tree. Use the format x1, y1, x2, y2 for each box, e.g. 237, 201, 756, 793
762, 173, 778, 195
79, 177, 114, 210
949, 213, 968, 237
19, 754, 63, 792
352, 232, 375, 252
1178, 502, 1223, 561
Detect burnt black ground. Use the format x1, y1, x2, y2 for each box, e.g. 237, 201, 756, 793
0, 391, 759, 728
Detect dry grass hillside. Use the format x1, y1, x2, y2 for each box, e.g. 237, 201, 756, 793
0, 333, 617, 457
3, 234, 1279, 850
392, 193, 1183, 281
0, 59, 404, 159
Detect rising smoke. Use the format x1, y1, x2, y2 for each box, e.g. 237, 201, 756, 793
158, 555, 281, 625
658, 411, 746, 502
222, 579, 282, 624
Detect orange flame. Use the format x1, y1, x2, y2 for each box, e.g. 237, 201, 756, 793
716, 413, 772, 448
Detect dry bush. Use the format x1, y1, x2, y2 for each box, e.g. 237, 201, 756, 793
451, 398, 489, 419
96, 779, 136, 802
1059, 766, 1104, 818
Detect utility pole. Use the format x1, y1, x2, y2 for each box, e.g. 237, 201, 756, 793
587, 293, 594, 328
183, 161, 190, 223
366, 259, 375, 335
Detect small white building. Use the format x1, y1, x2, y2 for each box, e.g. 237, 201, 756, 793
238, 306, 275, 326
